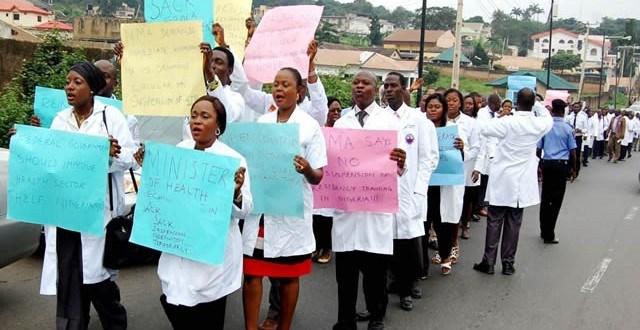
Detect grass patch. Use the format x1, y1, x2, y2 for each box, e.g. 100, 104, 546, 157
432, 75, 493, 94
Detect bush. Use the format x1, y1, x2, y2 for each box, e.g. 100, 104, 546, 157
493, 63, 508, 71
0, 32, 86, 148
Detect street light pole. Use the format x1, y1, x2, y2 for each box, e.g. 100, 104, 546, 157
546, 0, 555, 88
614, 48, 626, 107
598, 33, 606, 108
451, 0, 463, 89
416, 0, 427, 107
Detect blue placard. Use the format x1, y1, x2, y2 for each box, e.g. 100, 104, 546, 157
8, 125, 109, 236
507, 76, 537, 102
220, 122, 304, 218
430, 125, 464, 186
130, 141, 239, 265
144, 0, 215, 45
34, 86, 123, 128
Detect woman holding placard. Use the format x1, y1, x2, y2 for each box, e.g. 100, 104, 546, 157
38, 61, 135, 329
241, 67, 327, 330
134, 95, 252, 329
424, 93, 465, 275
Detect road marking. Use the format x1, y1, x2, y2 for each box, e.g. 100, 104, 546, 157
580, 258, 612, 293
624, 206, 639, 220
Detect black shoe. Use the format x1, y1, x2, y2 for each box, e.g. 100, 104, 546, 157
502, 262, 515, 275
473, 262, 495, 274
333, 321, 357, 330
356, 310, 371, 322
411, 283, 422, 299
400, 296, 413, 311
543, 238, 559, 244
471, 214, 480, 222
367, 320, 385, 330
582, 163, 588, 167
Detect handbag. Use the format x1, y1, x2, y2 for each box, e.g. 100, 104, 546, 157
101, 109, 160, 269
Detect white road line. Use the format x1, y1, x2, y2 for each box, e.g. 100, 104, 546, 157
624, 206, 639, 220
580, 258, 612, 293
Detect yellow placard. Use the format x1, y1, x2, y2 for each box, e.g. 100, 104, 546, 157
214, 0, 253, 60
121, 21, 203, 116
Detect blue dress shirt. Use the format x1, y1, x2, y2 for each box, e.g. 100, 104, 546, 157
537, 117, 578, 160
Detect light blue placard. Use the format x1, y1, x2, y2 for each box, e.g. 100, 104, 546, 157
144, 0, 215, 45
130, 141, 239, 265
8, 124, 109, 236
430, 125, 464, 186
34, 86, 68, 128
507, 76, 537, 102
220, 122, 304, 218
34, 86, 123, 128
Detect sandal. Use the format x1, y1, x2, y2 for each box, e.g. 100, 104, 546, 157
317, 250, 332, 264
449, 246, 459, 264
431, 252, 441, 264
440, 261, 452, 275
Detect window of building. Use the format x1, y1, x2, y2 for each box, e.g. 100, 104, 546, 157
535, 38, 540, 43
542, 49, 549, 53
542, 38, 549, 43
590, 48, 598, 56
37, 16, 42, 22
559, 39, 565, 44
13, 13, 19, 20
568, 40, 574, 44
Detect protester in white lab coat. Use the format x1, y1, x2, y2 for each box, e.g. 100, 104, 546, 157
38, 61, 134, 329
383, 72, 438, 311
474, 94, 502, 218
241, 68, 327, 330
331, 71, 407, 330
460, 94, 482, 240
591, 109, 608, 159
473, 87, 553, 276
565, 102, 589, 175
134, 95, 252, 329
231, 39, 329, 126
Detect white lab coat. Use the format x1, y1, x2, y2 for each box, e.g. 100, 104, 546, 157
242, 107, 327, 258
229, 50, 329, 126
475, 106, 498, 175
331, 102, 404, 255
566, 111, 589, 136
158, 139, 253, 306
388, 104, 438, 239
482, 110, 553, 208
623, 116, 634, 145
182, 85, 246, 141
40, 99, 136, 295
591, 115, 606, 141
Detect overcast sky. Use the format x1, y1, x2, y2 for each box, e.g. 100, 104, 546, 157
337, 0, 639, 24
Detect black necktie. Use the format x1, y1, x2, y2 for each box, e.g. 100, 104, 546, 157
573, 114, 577, 128
357, 111, 367, 127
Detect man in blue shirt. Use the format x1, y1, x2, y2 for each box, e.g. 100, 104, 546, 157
536, 99, 577, 244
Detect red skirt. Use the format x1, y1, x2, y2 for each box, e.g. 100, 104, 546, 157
243, 225, 311, 278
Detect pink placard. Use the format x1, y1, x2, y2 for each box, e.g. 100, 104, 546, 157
544, 90, 570, 107
312, 127, 398, 213
243, 5, 324, 84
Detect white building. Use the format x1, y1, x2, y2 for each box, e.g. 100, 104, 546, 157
0, 0, 53, 28
529, 28, 613, 66
323, 14, 395, 36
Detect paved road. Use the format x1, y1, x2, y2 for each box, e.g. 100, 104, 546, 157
2, 155, 640, 330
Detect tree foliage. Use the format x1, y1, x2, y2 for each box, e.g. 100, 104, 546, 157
369, 15, 382, 46
491, 9, 546, 56
316, 21, 340, 44
319, 75, 352, 108
422, 64, 440, 87
411, 7, 456, 31
0, 32, 86, 148
470, 41, 490, 66
542, 52, 582, 73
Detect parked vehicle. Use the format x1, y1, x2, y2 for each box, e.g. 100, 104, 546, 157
0, 148, 41, 269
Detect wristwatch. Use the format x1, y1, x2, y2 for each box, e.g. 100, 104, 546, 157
308, 69, 317, 77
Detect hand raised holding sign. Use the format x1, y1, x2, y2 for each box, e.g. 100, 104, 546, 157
134, 144, 145, 166
234, 166, 246, 198
212, 23, 227, 48
31, 115, 42, 127
294, 154, 323, 185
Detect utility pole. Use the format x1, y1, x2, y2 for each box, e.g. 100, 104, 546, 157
546, 0, 555, 88
597, 33, 606, 108
614, 48, 626, 107
416, 0, 427, 107
451, 0, 463, 89
578, 24, 590, 100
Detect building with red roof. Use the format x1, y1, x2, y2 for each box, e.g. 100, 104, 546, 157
34, 20, 72, 32
0, 0, 54, 28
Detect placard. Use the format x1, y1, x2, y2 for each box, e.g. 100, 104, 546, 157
429, 125, 464, 186
144, 0, 215, 45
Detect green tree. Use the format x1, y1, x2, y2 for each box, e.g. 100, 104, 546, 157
422, 64, 440, 86
316, 21, 340, 43
470, 41, 490, 66
467, 16, 484, 24
388, 6, 414, 28
542, 52, 582, 73
96, 0, 121, 17
554, 18, 588, 34
411, 7, 457, 31
491, 9, 546, 56
319, 74, 352, 108
0, 32, 86, 148
369, 15, 382, 46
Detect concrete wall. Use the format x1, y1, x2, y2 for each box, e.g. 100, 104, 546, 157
0, 11, 53, 28
0, 39, 112, 90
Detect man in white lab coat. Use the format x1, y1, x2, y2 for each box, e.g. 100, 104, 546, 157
383, 72, 438, 312
473, 88, 553, 276
332, 71, 406, 330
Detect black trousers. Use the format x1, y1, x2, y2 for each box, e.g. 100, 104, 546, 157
160, 294, 227, 330
592, 140, 605, 158
582, 145, 591, 164
335, 251, 391, 323
312, 215, 333, 252
539, 160, 571, 241
475, 174, 489, 212
391, 237, 422, 297
619, 144, 628, 159
56, 228, 127, 330
428, 186, 455, 260
574, 137, 583, 176
482, 206, 523, 265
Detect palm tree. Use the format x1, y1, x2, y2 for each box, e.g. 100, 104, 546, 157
510, 8, 523, 19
